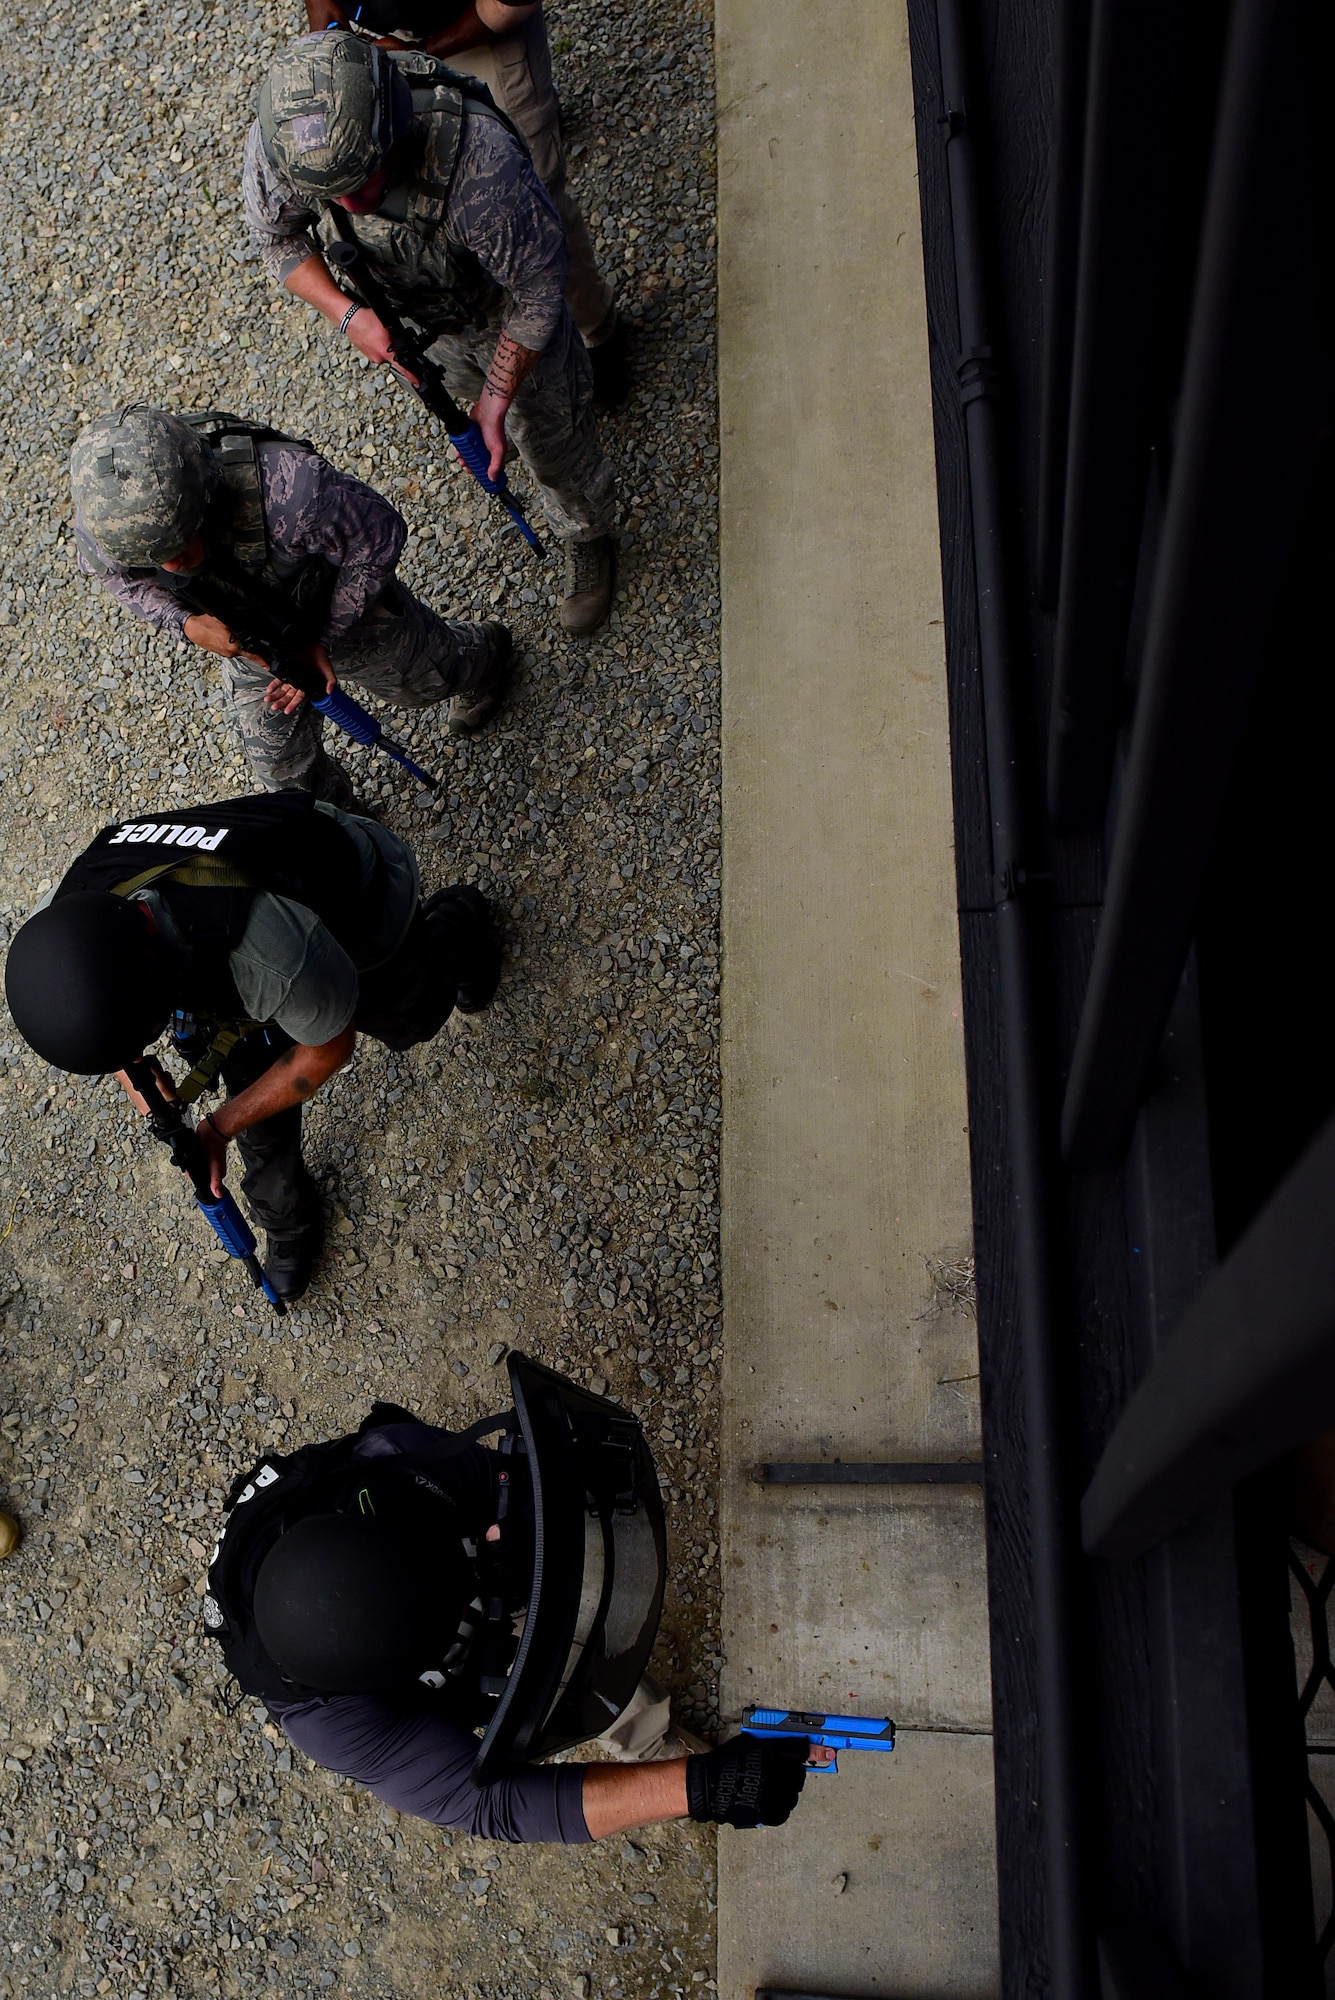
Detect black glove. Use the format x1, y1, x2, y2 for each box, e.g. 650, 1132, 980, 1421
685, 1733, 810, 1829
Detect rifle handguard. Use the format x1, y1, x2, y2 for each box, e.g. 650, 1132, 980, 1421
313, 686, 381, 746
450, 419, 508, 495
449, 422, 543, 552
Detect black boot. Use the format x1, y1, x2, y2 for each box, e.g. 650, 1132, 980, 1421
424, 884, 503, 1013
448, 621, 515, 735
263, 1216, 322, 1303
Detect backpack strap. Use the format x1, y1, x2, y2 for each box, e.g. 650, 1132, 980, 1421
174, 1021, 262, 1107
108, 853, 258, 898
381, 52, 531, 234
177, 414, 320, 571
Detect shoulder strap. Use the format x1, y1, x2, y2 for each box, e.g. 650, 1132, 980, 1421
380, 52, 530, 231
178, 414, 319, 571
108, 852, 258, 899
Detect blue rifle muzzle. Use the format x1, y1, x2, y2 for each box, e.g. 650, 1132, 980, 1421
449, 421, 544, 553
312, 686, 440, 789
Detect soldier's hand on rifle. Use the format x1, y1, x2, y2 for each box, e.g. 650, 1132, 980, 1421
284, 255, 419, 379
475, 331, 539, 478
184, 613, 240, 657
265, 643, 338, 717
116, 1059, 176, 1121
193, 1114, 230, 1199
350, 309, 421, 385
184, 614, 270, 675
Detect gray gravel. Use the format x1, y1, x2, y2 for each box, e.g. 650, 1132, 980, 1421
0, 0, 722, 1992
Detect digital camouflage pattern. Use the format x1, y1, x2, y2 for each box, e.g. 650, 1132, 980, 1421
243, 90, 615, 543
226, 583, 498, 795
76, 438, 408, 641
76, 435, 498, 792
258, 31, 402, 198
70, 408, 214, 566
429, 310, 615, 544
244, 75, 568, 350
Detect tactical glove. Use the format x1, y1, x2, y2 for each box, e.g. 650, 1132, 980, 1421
685, 1733, 810, 1829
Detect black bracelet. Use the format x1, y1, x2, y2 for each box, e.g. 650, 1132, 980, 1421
339, 302, 364, 337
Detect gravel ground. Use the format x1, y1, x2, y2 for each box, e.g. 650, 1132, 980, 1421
0, 0, 722, 1993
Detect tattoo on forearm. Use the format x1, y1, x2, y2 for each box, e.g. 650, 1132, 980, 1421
483, 333, 537, 404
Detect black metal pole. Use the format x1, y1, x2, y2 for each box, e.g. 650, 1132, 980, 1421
1036, 0, 1091, 608
1060, 0, 1332, 1169
934, 0, 1091, 1990
1046, 0, 1191, 830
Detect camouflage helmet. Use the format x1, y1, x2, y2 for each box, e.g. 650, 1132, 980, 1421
258, 30, 407, 197
70, 407, 213, 566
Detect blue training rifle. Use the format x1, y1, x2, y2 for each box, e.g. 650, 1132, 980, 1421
322, 220, 544, 557
273, 654, 441, 791
741, 1706, 896, 1773
166, 565, 443, 793
126, 1058, 285, 1316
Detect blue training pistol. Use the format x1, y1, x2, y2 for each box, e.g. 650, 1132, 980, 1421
741, 1706, 896, 1773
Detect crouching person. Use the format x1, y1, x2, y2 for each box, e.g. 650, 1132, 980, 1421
3, 792, 500, 1300
199, 1359, 822, 1839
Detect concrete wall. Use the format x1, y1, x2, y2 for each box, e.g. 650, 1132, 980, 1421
714, 0, 1000, 1989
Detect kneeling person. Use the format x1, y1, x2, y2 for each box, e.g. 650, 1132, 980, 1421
202, 1391, 818, 1840
4, 792, 500, 1299
70, 405, 513, 802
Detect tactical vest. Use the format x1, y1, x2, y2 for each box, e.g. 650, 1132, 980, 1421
202, 1403, 527, 1716
51, 792, 385, 1023
75, 413, 338, 657
159, 414, 336, 649
314, 56, 515, 338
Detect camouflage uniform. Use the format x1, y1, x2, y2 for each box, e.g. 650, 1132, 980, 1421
242, 78, 616, 546
356, 5, 617, 345
76, 439, 495, 794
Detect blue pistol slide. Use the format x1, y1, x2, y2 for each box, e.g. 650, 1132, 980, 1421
741, 1706, 896, 1773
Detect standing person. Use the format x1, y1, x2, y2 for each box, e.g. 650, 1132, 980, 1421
70, 404, 514, 804
302, 0, 629, 406
244, 30, 619, 635
3, 793, 503, 1300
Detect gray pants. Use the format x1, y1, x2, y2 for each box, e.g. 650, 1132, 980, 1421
223, 578, 493, 794
429, 308, 616, 546
393, 7, 617, 346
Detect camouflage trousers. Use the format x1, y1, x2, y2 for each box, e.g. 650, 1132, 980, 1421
445, 10, 618, 346
223, 576, 493, 794
429, 308, 616, 545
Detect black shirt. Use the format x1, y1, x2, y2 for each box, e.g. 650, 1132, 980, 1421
343, 0, 473, 35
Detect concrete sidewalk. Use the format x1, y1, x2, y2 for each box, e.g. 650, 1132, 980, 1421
714, 0, 1000, 1993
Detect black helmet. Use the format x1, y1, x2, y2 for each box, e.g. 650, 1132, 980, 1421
4, 893, 170, 1074
253, 1512, 474, 1694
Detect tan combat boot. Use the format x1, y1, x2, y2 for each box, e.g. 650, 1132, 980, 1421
448, 621, 515, 734
559, 537, 615, 636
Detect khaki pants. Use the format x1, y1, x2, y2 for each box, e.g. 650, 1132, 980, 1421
594, 1676, 674, 1761
435, 10, 617, 347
